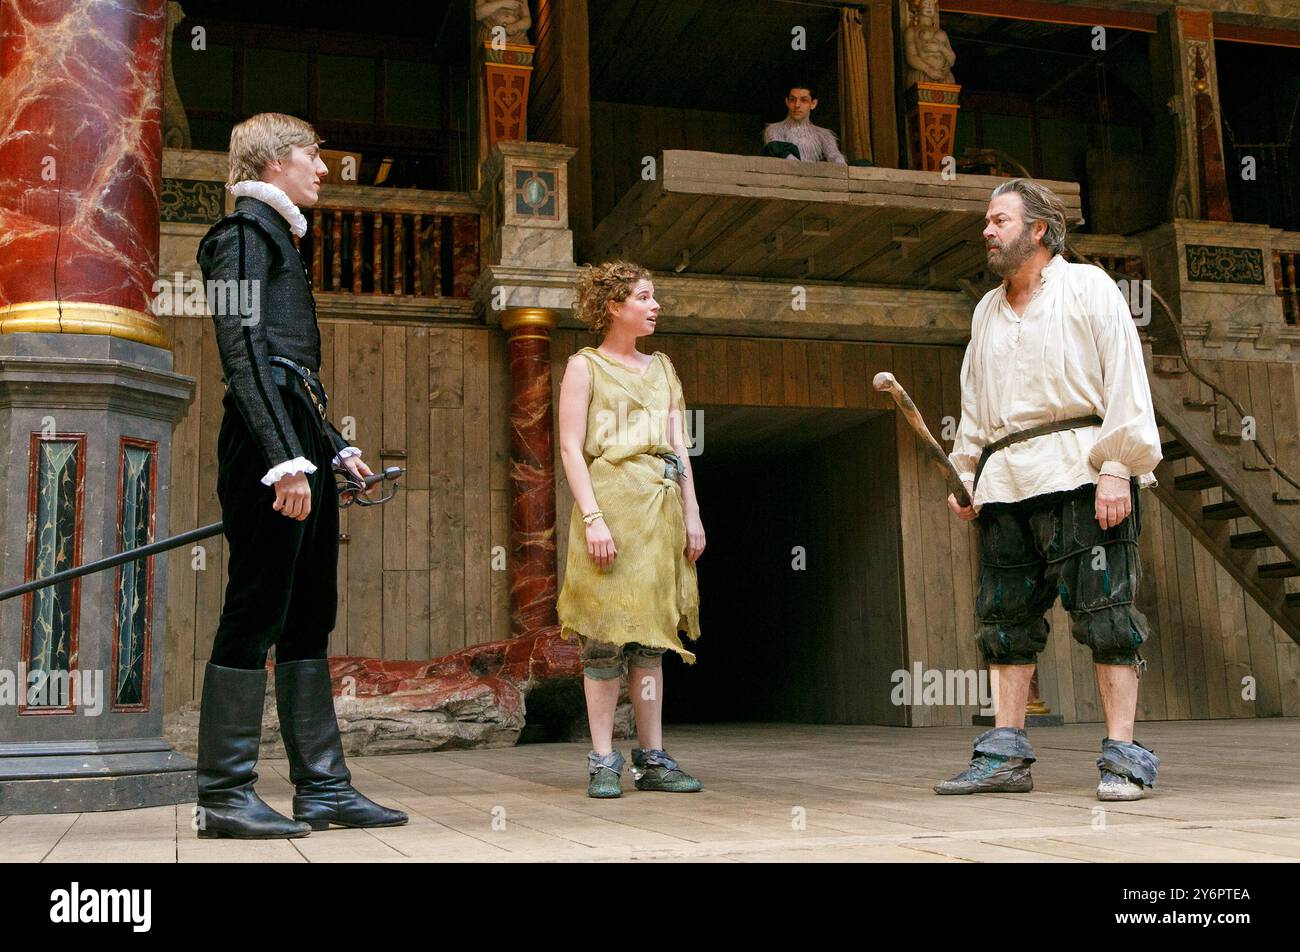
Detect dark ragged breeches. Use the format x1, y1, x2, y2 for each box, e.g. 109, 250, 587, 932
975, 478, 1150, 668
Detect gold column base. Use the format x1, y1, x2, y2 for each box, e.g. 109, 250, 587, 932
0, 301, 169, 349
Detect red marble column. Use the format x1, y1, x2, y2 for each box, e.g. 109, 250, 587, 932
501, 307, 559, 638
0, 0, 168, 346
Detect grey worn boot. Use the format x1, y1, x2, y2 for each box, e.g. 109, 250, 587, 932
934, 726, 1036, 795
1096, 737, 1158, 801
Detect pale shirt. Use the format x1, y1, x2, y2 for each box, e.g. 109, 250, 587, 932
762, 116, 847, 164
949, 253, 1162, 508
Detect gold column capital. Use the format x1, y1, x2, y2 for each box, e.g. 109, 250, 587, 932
500, 306, 558, 335
0, 302, 169, 349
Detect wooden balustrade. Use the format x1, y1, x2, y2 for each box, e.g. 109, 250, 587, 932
1084, 253, 1145, 281
293, 188, 481, 299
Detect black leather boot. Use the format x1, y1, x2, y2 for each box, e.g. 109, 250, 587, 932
195, 662, 312, 839
274, 659, 409, 831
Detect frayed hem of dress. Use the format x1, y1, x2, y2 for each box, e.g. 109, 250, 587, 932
560, 609, 701, 665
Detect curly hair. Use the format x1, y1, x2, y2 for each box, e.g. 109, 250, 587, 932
573, 260, 652, 336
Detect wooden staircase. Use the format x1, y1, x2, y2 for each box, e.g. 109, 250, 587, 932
1144, 344, 1300, 646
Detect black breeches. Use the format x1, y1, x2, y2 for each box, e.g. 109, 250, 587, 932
210, 389, 338, 670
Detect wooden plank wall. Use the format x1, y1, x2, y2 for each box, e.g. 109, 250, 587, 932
548, 330, 1300, 726
165, 315, 1300, 724
588, 101, 764, 237
163, 313, 512, 712
549, 331, 911, 725
1134, 357, 1300, 724
815, 414, 908, 724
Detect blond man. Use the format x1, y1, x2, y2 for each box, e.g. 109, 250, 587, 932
193, 113, 406, 838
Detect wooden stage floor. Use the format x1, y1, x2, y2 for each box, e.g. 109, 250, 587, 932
3, 720, 1298, 863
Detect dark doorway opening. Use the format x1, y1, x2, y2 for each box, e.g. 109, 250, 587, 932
664, 405, 907, 726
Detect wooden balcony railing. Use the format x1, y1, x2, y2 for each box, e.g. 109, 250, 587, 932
1067, 235, 1145, 281
294, 187, 482, 299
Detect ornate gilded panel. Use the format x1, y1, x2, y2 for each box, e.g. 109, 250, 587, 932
1185, 245, 1266, 285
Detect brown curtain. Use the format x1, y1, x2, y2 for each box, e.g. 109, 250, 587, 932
837, 7, 872, 164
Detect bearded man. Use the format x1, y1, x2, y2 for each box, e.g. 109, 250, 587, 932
936, 178, 1163, 802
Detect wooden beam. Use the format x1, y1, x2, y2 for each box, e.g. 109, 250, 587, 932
866, 0, 899, 169
937, 0, 1157, 33
532, 0, 592, 251
1215, 22, 1300, 49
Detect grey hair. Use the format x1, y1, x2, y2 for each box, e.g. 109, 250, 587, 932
990, 178, 1068, 255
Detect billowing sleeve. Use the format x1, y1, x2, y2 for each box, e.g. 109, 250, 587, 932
948, 338, 984, 483
198, 218, 316, 486
821, 128, 848, 165
1084, 269, 1163, 479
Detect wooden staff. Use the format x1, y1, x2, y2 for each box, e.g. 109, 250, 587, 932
873, 372, 972, 509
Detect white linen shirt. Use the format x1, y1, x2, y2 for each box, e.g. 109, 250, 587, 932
948, 253, 1162, 508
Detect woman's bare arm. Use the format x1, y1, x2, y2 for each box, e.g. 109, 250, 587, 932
669, 398, 705, 562
558, 354, 617, 565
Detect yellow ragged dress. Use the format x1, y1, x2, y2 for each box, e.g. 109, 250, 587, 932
556, 347, 701, 661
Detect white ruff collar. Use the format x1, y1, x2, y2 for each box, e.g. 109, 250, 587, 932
228, 180, 307, 238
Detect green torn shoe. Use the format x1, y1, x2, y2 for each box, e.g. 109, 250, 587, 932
631, 748, 702, 793
587, 750, 624, 799
933, 753, 1033, 795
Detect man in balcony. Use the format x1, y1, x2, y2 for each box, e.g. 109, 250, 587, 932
762, 84, 847, 164
193, 112, 408, 838
936, 178, 1163, 802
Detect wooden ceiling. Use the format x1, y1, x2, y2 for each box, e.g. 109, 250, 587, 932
589, 2, 1156, 126
940, 12, 1156, 122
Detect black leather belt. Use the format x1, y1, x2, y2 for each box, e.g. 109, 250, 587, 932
268, 355, 329, 425
972, 414, 1103, 495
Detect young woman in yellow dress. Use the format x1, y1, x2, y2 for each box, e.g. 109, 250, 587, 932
556, 260, 706, 798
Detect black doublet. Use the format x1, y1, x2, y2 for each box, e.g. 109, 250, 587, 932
197, 195, 349, 471
197, 193, 345, 670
